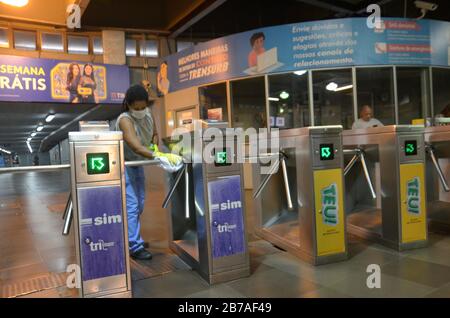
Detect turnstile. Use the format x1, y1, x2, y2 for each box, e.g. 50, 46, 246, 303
343, 125, 427, 250
252, 126, 347, 265
67, 122, 132, 298
163, 121, 250, 284
424, 123, 450, 232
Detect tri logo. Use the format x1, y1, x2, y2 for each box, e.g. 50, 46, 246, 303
406, 177, 421, 215
321, 183, 339, 226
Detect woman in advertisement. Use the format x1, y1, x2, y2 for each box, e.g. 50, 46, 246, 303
66, 63, 81, 103
79, 64, 98, 103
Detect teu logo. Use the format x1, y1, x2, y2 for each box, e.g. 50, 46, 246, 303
321, 183, 339, 225
84, 237, 115, 252
211, 200, 242, 212
407, 177, 421, 215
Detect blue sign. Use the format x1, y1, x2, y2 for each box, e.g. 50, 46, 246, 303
78, 185, 126, 282
208, 175, 245, 258
165, 18, 450, 93
0, 55, 129, 103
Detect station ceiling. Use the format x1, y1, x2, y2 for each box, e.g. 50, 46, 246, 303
0, 103, 122, 154
80, 0, 450, 39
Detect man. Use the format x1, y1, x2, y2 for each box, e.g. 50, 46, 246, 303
352, 105, 384, 129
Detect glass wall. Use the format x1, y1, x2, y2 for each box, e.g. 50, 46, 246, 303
432, 68, 450, 118
396, 67, 431, 124
356, 67, 395, 126
230, 77, 267, 130
312, 68, 354, 130
268, 72, 310, 129
199, 83, 228, 122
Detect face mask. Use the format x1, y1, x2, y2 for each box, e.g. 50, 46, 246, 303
130, 108, 147, 119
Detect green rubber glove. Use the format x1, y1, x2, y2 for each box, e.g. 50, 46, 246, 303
158, 152, 183, 166
149, 144, 182, 165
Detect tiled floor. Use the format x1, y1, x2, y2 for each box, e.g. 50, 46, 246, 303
0, 168, 449, 298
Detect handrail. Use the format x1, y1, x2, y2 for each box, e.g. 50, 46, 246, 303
0, 160, 160, 175
0, 164, 71, 174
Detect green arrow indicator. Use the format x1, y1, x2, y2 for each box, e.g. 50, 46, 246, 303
406, 144, 414, 153
321, 147, 331, 158
91, 157, 105, 171
86, 153, 110, 175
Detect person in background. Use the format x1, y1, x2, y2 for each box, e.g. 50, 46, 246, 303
66, 63, 81, 103
248, 32, 266, 68
116, 85, 159, 260
352, 105, 384, 129
79, 64, 97, 103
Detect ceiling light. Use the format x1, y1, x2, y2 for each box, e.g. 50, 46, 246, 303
268, 97, 280, 102
279, 91, 289, 100
0, 0, 29, 7
26, 141, 33, 154
279, 107, 285, 114
31, 132, 37, 137
326, 82, 338, 91
294, 70, 307, 76
45, 114, 55, 123
334, 84, 353, 92
36, 125, 44, 132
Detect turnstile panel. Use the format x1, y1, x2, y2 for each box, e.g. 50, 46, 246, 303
400, 163, 427, 243
313, 168, 346, 256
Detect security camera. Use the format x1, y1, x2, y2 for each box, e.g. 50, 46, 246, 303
415, 1, 438, 11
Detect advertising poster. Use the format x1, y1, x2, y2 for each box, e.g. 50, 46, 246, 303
78, 185, 126, 282
0, 55, 129, 104
165, 18, 450, 93
208, 175, 245, 259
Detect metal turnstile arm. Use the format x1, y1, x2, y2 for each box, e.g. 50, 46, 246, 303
344, 153, 359, 176
427, 146, 450, 192
359, 152, 377, 200
253, 157, 280, 199
162, 164, 187, 208
62, 195, 73, 236
280, 156, 293, 210
343, 148, 377, 199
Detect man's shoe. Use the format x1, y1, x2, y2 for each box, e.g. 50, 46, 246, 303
131, 249, 152, 260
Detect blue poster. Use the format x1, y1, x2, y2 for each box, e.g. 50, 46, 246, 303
0, 55, 129, 103
208, 175, 245, 258
78, 185, 126, 282
165, 18, 450, 93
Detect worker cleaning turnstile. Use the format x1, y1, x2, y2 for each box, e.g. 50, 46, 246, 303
162, 121, 250, 284
252, 126, 347, 265
343, 125, 428, 250
425, 118, 450, 232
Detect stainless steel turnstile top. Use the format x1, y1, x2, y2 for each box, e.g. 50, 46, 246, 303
343, 125, 425, 137
278, 125, 343, 138
424, 126, 450, 143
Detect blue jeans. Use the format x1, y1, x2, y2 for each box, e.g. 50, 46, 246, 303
125, 166, 146, 253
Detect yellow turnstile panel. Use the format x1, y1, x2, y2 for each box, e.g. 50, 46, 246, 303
400, 163, 427, 243
314, 169, 346, 256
